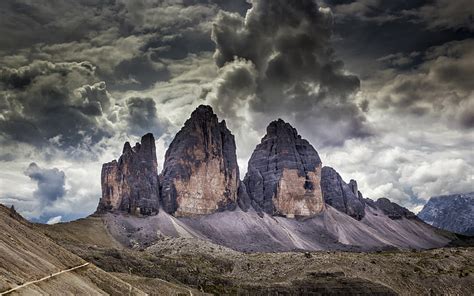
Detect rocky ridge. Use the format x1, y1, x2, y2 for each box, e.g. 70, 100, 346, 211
418, 192, 474, 236
96, 105, 426, 229
320, 166, 366, 220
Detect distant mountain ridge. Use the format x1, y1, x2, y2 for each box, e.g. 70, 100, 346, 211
95, 105, 453, 251
418, 192, 474, 236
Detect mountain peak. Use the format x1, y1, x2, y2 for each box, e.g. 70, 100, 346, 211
244, 120, 324, 217
98, 133, 159, 215
160, 105, 239, 216
418, 192, 474, 235
188, 105, 217, 122
266, 118, 300, 139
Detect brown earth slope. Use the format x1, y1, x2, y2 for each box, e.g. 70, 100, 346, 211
0, 205, 146, 295
40, 212, 474, 295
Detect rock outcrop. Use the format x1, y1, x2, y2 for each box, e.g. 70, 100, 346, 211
320, 167, 366, 220
418, 192, 474, 235
97, 133, 160, 215
369, 198, 416, 220
159, 105, 239, 216
244, 119, 325, 217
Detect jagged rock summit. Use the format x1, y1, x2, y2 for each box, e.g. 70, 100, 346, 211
159, 105, 239, 216
95, 105, 422, 226
320, 167, 366, 220
244, 119, 325, 217
418, 192, 474, 236
91, 105, 457, 252
97, 133, 160, 215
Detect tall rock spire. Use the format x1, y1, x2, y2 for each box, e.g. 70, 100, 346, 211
159, 105, 239, 216
97, 133, 160, 215
244, 119, 325, 217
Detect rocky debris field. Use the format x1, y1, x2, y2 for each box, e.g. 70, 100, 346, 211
40, 214, 474, 296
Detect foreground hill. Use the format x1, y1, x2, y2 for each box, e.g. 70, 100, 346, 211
0, 205, 204, 295
0, 205, 145, 295
96, 205, 450, 252
418, 192, 474, 236
39, 214, 474, 295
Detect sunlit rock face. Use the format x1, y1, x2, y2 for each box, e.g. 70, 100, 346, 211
97, 133, 160, 215
244, 119, 325, 218
159, 105, 239, 216
320, 167, 366, 220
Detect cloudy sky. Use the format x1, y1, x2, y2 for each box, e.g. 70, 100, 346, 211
0, 0, 472, 223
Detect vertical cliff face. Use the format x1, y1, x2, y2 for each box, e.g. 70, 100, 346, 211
159, 105, 239, 216
320, 167, 365, 220
244, 119, 325, 217
97, 133, 160, 215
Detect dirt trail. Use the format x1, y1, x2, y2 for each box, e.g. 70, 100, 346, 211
153, 278, 194, 296
0, 262, 90, 295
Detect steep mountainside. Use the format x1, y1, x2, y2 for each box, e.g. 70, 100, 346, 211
320, 166, 366, 220
100, 205, 450, 252
0, 205, 145, 295
92, 105, 455, 252
418, 193, 474, 236
244, 119, 325, 217
40, 210, 473, 295
160, 105, 239, 216
97, 133, 159, 215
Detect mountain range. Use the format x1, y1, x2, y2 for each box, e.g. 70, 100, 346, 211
1, 105, 473, 295
418, 193, 474, 236
94, 105, 452, 252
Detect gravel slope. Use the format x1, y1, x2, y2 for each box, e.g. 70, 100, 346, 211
103, 206, 451, 252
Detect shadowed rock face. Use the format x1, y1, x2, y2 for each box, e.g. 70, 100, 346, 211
321, 166, 366, 220
418, 193, 474, 235
368, 198, 416, 220
244, 119, 325, 217
159, 105, 239, 216
97, 133, 159, 215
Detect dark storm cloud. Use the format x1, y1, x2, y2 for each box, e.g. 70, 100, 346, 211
209, 0, 371, 146
0, 0, 123, 53
0, 0, 248, 92
0, 61, 113, 148
368, 39, 474, 129
126, 96, 169, 137
24, 162, 66, 205
404, 0, 474, 31
321, 0, 472, 80
114, 55, 170, 90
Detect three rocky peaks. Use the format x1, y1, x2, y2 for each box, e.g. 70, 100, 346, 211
97, 105, 414, 220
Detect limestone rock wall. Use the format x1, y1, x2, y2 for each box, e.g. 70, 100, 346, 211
97, 133, 160, 215
244, 119, 325, 217
320, 166, 366, 220
159, 105, 239, 216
